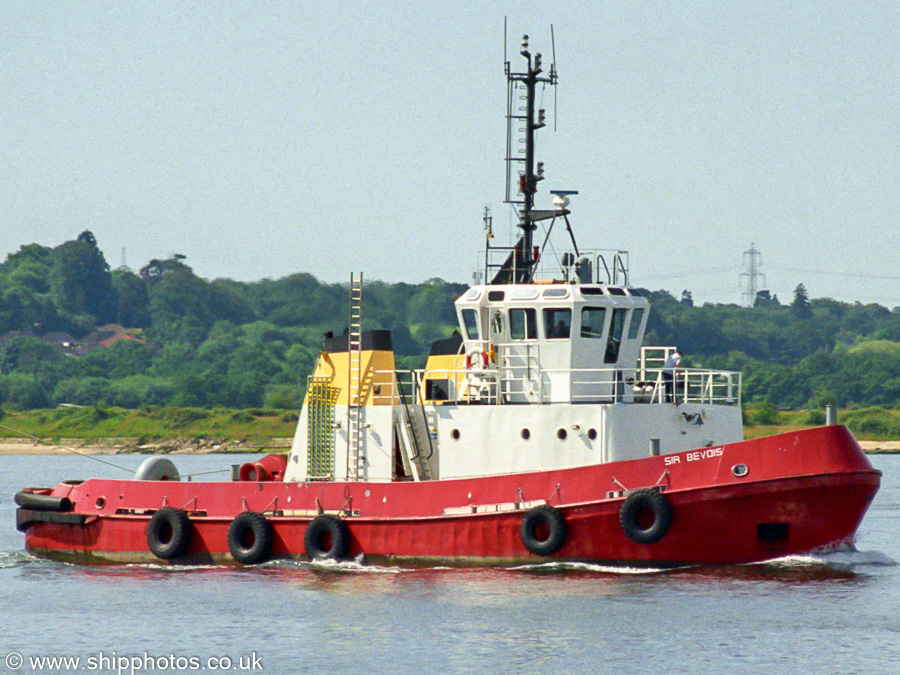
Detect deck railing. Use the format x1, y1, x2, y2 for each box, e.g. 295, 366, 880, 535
481, 247, 631, 285
370, 355, 741, 407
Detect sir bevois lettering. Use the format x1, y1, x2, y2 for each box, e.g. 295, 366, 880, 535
686, 447, 724, 462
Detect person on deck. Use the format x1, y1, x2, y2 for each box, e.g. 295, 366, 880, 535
662, 349, 683, 403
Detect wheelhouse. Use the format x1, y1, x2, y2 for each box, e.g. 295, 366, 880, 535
454, 283, 650, 403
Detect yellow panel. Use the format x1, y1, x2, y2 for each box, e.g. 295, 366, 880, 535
422, 352, 468, 404
303, 349, 398, 406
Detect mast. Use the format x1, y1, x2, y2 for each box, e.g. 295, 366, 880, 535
495, 33, 558, 284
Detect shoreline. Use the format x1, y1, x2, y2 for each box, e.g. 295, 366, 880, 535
0, 438, 292, 455
0, 439, 896, 455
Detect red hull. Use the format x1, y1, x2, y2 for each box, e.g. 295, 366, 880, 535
18, 426, 880, 567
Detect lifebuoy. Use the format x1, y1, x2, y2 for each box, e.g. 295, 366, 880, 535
619, 489, 672, 545
520, 504, 568, 556
304, 514, 351, 561
465, 350, 489, 370
146, 507, 192, 560
227, 511, 274, 565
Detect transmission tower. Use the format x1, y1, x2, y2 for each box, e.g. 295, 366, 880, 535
740, 243, 766, 307
116, 247, 131, 273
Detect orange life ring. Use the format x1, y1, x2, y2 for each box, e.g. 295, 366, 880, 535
466, 350, 489, 370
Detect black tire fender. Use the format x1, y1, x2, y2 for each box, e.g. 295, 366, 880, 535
304, 514, 351, 561
227, 511, 274, 565
146, 507, 192, 560
619, 489, 673, 545
520, 504, 568, 556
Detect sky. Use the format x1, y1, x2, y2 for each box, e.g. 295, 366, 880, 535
2, 1, 898, 307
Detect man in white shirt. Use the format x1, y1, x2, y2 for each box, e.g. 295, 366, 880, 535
662, 349, 683, 403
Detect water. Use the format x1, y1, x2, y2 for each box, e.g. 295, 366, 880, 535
1, 452, 898, 674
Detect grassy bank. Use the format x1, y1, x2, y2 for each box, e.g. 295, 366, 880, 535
0, 405, 297, 448
0, 404, 897, 449
743, 405, 900, 441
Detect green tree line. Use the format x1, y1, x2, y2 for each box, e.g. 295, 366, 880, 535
0, 231, 898, 411
0, 231, 465, 409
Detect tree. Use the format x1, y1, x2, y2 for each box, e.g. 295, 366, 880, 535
754, 290, 780, 307
79, 340, 155, 379
754, 399, 780, 425
111, 270, 151, 327
680, 290, 694, 307
0, 336, 64, 376
146, 267, 214, 346
0, 374, 51, 409
139, 254, 192, 283
49, 231, 116, 323
407, 278, 465, 325
791, 284, 813, 319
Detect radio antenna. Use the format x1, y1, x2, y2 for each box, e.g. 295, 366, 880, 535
503, 16, 508, 66
551, 24, 558, 131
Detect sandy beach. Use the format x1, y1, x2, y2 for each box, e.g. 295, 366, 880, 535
0, 437, 293, 455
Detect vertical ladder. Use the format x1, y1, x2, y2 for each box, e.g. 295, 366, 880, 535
346, 272, 364, 481
306, 376, 337, 479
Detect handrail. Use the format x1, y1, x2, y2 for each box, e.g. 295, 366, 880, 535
480, 247, 632, 285
373, 363, 741, 407
393, 371, 421, 461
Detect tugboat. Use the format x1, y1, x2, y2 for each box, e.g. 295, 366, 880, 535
16, 35, 880, 567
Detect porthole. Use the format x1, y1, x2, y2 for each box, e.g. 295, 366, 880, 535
451, 429, 461, 441
557, 428, 568, 441
587, 428, 597, 441
521, 429, 531, 440
732, 464, 749, 477
95, 497, 106, 509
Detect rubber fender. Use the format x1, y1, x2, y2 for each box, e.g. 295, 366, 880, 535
135, 456, 181, 481
619, 489, 673, 545
304, 514, 351, 561
146, 507, 192, 560
520, 504, 568, 556
227, 511, 274, 565
14, 491, 73, 512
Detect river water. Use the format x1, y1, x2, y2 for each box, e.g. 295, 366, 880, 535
1, 452, 898, 675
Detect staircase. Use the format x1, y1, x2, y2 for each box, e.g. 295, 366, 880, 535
397, 385, 435, 481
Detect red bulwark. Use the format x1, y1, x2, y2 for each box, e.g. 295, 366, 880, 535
20, 426, 880, 567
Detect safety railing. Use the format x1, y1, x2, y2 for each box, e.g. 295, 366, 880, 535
370, 362, 741, 407
480, 247, 631, 285
634, 369, 742, 406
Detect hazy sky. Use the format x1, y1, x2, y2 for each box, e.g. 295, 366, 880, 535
2, 2, 898, 307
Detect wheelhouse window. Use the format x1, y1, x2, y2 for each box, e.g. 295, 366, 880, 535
604, 308, 628, 363
490, 310, 504, 336
627, 308, 645, 339
581, 307, 606, 339
462, 309, 479, 340
543, 308, 571, 339
510, 308, 538, 340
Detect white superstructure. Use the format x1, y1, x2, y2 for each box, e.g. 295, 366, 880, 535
284, 274, 743, 484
